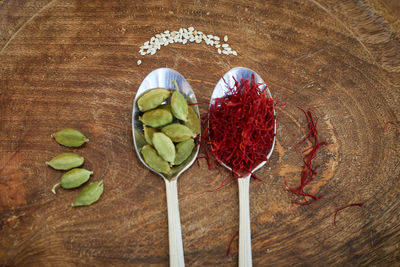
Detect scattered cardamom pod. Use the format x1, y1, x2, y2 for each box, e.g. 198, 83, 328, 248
184, 106, 201, 135
141, 144, 171, 175
45, 152, 84, 170
174, 138, 195, 165
140, 108, 173, 127
71, 180, 104, 207
144, 126, 157, 145
152, 132, 175, 163
162, 123, 195, 142
52, 168, 93, 194
51, 128, 89, 147
137, 88, 171, 112
171, 80, 188, 121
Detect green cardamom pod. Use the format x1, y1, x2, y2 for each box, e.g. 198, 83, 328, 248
137, 88, 171, 112
152, 132, 175, 163
144, 126, 157, 145
161, 123, 195, 142
141, 145, 171, 175
159, 103, 172, 112
45, 153, 84, 170
51, 128, 89, 147
171, 80, 188, 121
174, 138, 195, 165
183, 106, 201, 135
52, 168, 93, 194
71, 180, 103, 207
140, 108, 173, 127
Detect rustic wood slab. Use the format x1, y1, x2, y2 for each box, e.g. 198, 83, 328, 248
1, 0, 399, 266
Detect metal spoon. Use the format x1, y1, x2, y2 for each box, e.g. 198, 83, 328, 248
210, 67, 276, 267
132, 68, 200, 267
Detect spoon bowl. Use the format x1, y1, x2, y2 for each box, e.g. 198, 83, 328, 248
211, 66, 276, 168
133, 68, 200, 181
210, 67, 276, 267
133, 68, 200, 267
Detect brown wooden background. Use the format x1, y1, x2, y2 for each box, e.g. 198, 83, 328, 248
1, 0, 399, 266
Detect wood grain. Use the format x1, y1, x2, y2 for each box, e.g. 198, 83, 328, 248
1, 0, 399, 266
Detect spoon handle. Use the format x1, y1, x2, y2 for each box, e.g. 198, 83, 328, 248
165, 179, 185, 267
238, 175, 252, 267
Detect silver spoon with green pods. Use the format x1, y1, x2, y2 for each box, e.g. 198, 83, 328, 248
132, 68, 201, 267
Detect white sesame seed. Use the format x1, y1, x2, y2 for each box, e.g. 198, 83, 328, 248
137, 59, 142, 65
139, 28, 236, 58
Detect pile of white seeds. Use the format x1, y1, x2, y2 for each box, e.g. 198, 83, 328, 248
137, 26, 237, 65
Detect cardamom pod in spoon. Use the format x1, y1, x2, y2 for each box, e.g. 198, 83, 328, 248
132, 68, 200, 267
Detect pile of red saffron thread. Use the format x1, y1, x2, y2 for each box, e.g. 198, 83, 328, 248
284, 108, 327, 206
203, 74, 276, 178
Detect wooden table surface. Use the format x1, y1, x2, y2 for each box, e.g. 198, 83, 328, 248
1, 0, 399, 266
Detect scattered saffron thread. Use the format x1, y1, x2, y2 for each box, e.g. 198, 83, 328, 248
251, 172, 263, 182
226, 231, 239, 256
334, 203, 364, 227
284, 108, 327, 206
200, 172, 235, 194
